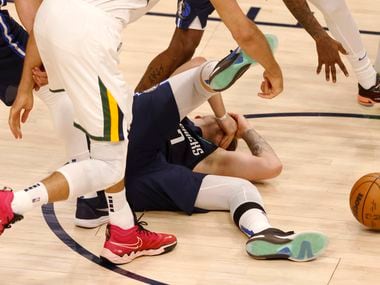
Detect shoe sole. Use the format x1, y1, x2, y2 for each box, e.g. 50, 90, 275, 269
99, 241, 177, 265
75, 216, 109, 229
357, 95, 378, 107
0, 213, 24, 235
209, 34, 278, 92
246, 232, 328, 262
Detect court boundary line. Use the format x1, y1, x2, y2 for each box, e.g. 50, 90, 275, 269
147, 7, 380, 36
41, 204, 167, 285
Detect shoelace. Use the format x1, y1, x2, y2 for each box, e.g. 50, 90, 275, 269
136, 213, 158, 237
0, 186, 12, 192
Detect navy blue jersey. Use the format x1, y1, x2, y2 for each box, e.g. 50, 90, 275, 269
165, 117, 217, 170
126, 81, 207, 214
0, 8, 27, 105
176, 0, 214, 29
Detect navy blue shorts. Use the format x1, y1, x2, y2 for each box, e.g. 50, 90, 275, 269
175, 0, 214, 30
0, 9, 27, 106
126, 81, 206, 214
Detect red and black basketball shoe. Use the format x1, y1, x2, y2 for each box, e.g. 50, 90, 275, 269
357, 73, 380, 106
0, 187, 23, 235
100, 221, 177, 264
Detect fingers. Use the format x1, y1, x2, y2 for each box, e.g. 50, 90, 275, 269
337, 60, 349, 77
21, 109, 31, 123
8, 108, 22, 139
331, 64, 337, 83
316, 61, 322, 74
220, 135, 233, 149
338, 43, 348, 55
258, 79, 282, 99
32, 67, 49, 88
325, 64, 330, 82
320, 62, 349, 82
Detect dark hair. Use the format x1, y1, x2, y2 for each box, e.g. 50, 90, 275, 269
226, 138, 238, 151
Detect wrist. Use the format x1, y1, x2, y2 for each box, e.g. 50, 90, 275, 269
313, 31, 329, 42
215, 112, 228, 121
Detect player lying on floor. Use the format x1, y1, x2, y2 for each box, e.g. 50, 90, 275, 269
76, 41, 328, 262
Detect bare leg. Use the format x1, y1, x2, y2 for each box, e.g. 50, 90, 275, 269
135, 28, 203, 92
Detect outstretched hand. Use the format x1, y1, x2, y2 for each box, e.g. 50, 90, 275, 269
9, 90, 34, 139
315, 35, 349, 82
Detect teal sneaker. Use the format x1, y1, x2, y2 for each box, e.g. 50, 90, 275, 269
208, 34, 278, 91
246, 228, 328, 262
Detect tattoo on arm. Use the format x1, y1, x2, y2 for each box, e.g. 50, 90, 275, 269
282, 0, 326, 39
243, 129, 276, 156
148, 64, 165, 85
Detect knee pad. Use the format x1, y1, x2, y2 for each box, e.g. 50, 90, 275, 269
59, 141, 127, 199
90, 141, 127, 183
228, 179, 265, 225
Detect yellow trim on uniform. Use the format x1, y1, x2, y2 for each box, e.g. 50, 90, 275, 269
107, 89, 120, 142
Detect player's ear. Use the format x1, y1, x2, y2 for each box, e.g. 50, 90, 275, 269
194, 115, 202, 119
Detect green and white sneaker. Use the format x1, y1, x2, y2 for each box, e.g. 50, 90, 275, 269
246, 228, 328, 262
208, 34, 278, 91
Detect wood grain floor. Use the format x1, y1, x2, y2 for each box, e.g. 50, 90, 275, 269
0, 1, 379, 284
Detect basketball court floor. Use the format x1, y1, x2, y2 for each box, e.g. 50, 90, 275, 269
0, 1, 379, 284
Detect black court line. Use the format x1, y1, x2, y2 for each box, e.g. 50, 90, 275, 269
41, 204, 167, 285
244, 112, 380, 120
42, 112, 380, 284
147, 7, 380, 36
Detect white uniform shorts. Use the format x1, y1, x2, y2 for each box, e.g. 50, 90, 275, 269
34, 0, 132, 142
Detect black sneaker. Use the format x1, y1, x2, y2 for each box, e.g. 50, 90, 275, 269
246, 228, 328, 262
75, 191, 109, 228
357, 73, 380, 106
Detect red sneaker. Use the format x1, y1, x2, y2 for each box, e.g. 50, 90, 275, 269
100, 221, 177, 264
0, 188, 23, 235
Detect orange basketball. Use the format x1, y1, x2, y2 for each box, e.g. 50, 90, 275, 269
349, 173, 380, 230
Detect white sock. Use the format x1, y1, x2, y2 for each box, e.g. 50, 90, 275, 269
347, 52, 377, 89
194, 60, 219, 96
238, 209, 272, 237
106, 189, 134, 229
11, 183, 49, 215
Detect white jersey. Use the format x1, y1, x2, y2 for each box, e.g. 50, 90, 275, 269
82, 0, 159, 25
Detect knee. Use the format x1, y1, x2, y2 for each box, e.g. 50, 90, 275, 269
90, 142, 127, 186
191, 56, 207, 66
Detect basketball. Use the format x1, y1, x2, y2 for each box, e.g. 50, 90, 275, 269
349, 173, 380, 230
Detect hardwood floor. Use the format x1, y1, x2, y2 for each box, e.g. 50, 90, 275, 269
0, 1, 379, 284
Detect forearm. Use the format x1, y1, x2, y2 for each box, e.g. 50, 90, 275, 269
208, 94, 226, 118
282, 0, 328, 41
18, 30, 42, 94
242, 128, 279, 161
14, 0, 42, 32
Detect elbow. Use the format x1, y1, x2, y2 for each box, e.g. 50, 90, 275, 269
269, 161, 283, 178
253, 160, 283, 181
